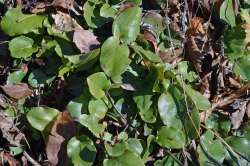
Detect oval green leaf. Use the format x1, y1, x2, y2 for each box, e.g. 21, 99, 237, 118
156, 126, 185, 149
100, 37, 131, 78
87, 72, 111, 99
26, 107, 59, 131
158, 93, 177, 126
9, 36, 37, 59
112, 6, 142, 43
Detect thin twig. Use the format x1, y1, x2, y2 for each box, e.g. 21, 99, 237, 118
23, 151, 41, 166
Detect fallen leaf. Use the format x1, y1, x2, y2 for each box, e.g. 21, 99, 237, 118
46, 111, 76, 166
73, 28, 100, 53
186, 17, 206, 37
1, 83, 32, 99
52, 0, 74, 10
0, 110, 24, 146
52, 12, 76, 32
231, 108, 246, 130
1, 152, 19, 166
247, 101, 250, 119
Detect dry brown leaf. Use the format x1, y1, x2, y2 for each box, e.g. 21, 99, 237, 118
1, 83, 32, 99
73, 28, 100, 53
52, 0, 74, 10
231, 108, 246, 130
247, 101, 250, 119
46, 111, 76, 166
52, 12, 76, 32
0, 111, 24, 146
186, 17, 206, 37
0, 152, 20, 166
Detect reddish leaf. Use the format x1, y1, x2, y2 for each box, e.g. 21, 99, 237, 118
73, 28, 100, 53
46, 111, 76, 166
1, 152, 19, 166
1, 83, 32, 99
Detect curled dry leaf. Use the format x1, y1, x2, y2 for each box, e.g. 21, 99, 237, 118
186, 17, 206, 37
73, 28, 100, 53
46, 111, 76, 166
52, 12, 76, 32
1, 83, 32, 99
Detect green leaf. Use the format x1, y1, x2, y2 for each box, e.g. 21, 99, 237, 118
66, 91, 91, 118
0, 7, 45, 36
67, 49, 100, 72
100, 37, 131, 78
67, 135, 96, 166
226, 136, 250, 159
28, 69, 47, 88
183, 108, 200, 139
113, 6, 142, 43
142, 135, 155, 161
103, 150, 145, 166
105, 142, 126, 157
127, 138, 143, 156
79, 114, 106, 137
233, 56, 250, 80
9, 36, 37, 59
9, 146, 24, 156
158, 93, 178, 127
131, 43, 162, 63
205, 113, 231, 137
197, 131, 226, 165
84, 1, 108, 28
220, 0, 236, 27
177, 77, 210, 111
26, 107, 59, 131
185, 85, 210, 111
88, 99, 108, 119
156, 126, 185, 149
133, 95, 156, 123
224, 26, 246, 61
87, 72, 111, 99
100, 3, 116, 18
154, 155, 180, 166
7, 70, 27, 85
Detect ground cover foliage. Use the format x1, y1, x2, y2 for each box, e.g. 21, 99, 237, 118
0, 0, 250, 165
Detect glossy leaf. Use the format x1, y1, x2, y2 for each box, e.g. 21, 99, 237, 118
100, 37, 131, 78
158, 93, 178, 126
84, 1, 108, 28
233, 56, 250, 80
27, 107, 59, 131
226, 136, 250, 159
9, 36, 37, 59
103, 150, 145, 166
0, 7, 45, 36
67, 135, 96, 166
28, 69, 47, 88
220, 0, 236, 27
133, 95, 156, 123
105, 142, 126, 157
156, 126, 185, 149
88, 99, 108, 119
7, 70, 27, 85
79, 114, 106, 137
113, 6, 142, 43
131, 43, 162, 63
87, 72, 111, 99
197, 131, 226, 165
